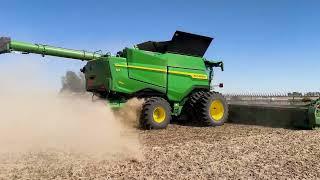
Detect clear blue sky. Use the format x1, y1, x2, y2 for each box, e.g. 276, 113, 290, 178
1, 0, 319, 93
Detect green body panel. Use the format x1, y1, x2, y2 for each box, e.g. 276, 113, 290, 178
82, 48, 210, 102
127, 49, 167, 88
167, 67, 209, 101
108, 56, 166, 94
108, 48, 209, 101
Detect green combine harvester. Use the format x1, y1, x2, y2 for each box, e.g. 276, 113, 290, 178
0, 31, 228, 129
0, 31, 319, 129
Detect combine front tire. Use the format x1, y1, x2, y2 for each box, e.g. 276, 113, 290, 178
140, 97, 172, 129
198, 92, 229, 126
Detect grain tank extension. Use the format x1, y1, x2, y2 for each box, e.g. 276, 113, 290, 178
0, 31, 228, 129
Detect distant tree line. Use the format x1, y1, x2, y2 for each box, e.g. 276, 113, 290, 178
288, 92, 320, 97
60, 71, 86, 93
288, 92, 303, 96
305, 92, 320, 96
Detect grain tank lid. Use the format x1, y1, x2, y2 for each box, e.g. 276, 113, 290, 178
136, 31, 213, 57
136, 41, 170, 54
168, 31, 213, 57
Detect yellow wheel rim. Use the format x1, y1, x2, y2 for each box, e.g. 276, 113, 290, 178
209, 100, 225, 121
153, 106, 166, 123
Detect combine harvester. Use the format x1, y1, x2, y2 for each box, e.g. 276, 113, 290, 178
0, 31, 228, 129
0, 31, 319, 129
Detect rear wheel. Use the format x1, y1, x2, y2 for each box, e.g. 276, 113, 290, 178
197, 92, 229, 126
140, 97, 172, 129
179, 91, 206, 122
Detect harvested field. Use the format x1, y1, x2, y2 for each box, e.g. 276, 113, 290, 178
1, 123, 320, 179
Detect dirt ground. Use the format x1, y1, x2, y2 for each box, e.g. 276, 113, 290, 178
1, 123, 320, 180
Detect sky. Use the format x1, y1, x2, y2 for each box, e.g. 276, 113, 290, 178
1, 0, 319, 93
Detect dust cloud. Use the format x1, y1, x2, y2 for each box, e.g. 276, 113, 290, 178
0, 57, 143, 160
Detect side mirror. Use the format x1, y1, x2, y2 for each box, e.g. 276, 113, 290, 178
80, 67, 86, 73
220, 62, 224, 71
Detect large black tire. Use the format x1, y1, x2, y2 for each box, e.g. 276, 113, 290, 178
179, 91, 206, 122
140, 97, 172, 129
197, 92, 229, 126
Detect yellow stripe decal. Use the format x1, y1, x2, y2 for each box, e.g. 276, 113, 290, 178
115, 64, 166, 73
114, 64, 208, 80
168, 70, 208, 80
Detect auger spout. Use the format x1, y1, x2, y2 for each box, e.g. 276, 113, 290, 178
0, 37, 101, 61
